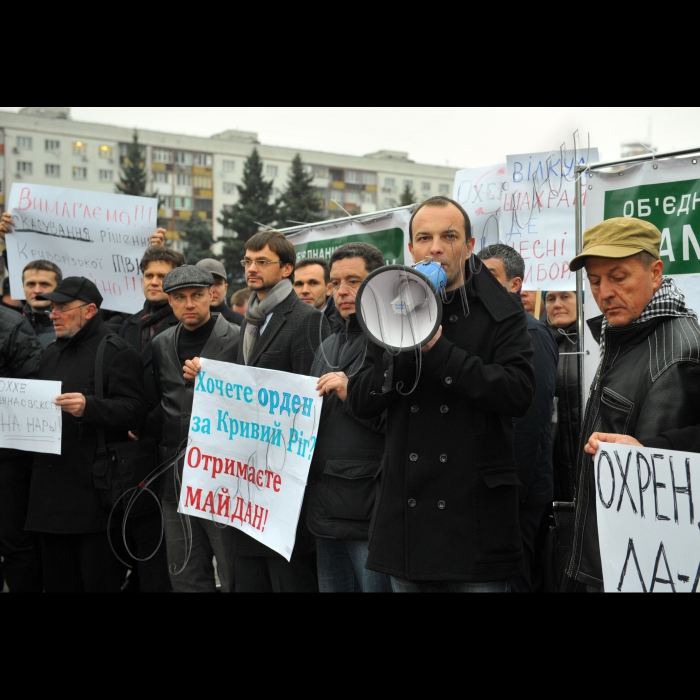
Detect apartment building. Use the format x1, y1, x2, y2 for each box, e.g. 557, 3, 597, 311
0, 108, 459, 248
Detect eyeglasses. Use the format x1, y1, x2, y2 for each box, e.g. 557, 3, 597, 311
240, 259, 284, 269
48, 303, 91, 317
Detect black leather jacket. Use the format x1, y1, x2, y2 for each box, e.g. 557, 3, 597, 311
152, 315, 240, 502
567, 314, 700, 589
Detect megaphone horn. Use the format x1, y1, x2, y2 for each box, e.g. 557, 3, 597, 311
356, 261, 446, 353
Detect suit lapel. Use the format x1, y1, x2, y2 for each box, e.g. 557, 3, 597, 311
247, 295, 296, 366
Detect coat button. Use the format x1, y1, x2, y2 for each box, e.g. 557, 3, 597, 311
438, 501, 446, 510
440, 455, 448, 464
440, 406, 449, 414
181, 413, 189, 419
409, 453, 418, 462
449, 315, 458, 323
445, 377, 453, 385
411, 406, 419, 414
408, 499, 417, 508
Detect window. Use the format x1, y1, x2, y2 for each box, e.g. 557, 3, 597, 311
73, 167, 87, 180
346, 171, 360, 184
403, 180, 414, 190
384, 178, 396, 188
174, 197, 192, 210
194, 154, 212, 167
45, 139, 61, 154
153, 149, 173, 164
17, 161, 33, 175
361, 192, 376, 204
439, 183, 450, 195
154, 171, 169, 184
193, 176, 212, 189
345, 191, 361, 205
72, 141, 87, 156
99, 170, 113, 183
223, 182, 236, 195
361, 172, 377, 185
422, 182, 431, 193
222, 160, 236, 172
312, 165, 329, 179
266, 165, 278, 178
99, 145, 114, 159
176, 174, 192, 187
195, 199, 213, 215
45, 164, 60, 177
17, 137, 33, 150
175, 152, 193, 166
161, 196, 173, 209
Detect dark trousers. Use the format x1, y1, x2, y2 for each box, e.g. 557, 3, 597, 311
234, 554, 318, 593
0, 455, 42, 592
40, 532, 124, 593
511, 503, 548, 593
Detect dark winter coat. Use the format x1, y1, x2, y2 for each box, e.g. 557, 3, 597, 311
514, 312, 558, 508
23, 303, 56, 349
306, 313, 386, 541
567, 315, 700, 589
549, 322, 581, 502
212, 301, 244, 326
233, 289, 331, 557
25, 316, 147, 534
347, 265, 535, 583
151, 314, 240, 502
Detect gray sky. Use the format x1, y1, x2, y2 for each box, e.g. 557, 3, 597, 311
5, 107, 699, 170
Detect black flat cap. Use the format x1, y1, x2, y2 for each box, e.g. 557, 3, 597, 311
36, 277, 103, 308
162, 265, 215, 294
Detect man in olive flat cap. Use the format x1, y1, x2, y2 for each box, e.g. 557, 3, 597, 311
564, 218, 700, 592
151, 265, 241, 593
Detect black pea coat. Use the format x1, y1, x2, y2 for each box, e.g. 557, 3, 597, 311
25, 316, 147, 535
347, 265, 535, 583
233, 289, 331, 558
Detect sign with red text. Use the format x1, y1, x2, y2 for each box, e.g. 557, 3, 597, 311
454, 149, 599, 291
6, 184, 157, 313
179, 358, 323, 561
595, 442, 700, 593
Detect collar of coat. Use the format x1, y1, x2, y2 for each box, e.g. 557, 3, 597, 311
54, 314, 105, 351
457, 261, 525, 323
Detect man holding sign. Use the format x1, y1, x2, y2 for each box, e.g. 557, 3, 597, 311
565, 218, 700, 592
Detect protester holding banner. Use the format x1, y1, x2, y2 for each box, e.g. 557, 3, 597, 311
24, 278, 147, 593
0, 305, 44, 592
479, 244, 558, 593
152, 265, 241, 593
306, 242, 392, 594
347, 197, 535, 593
565, 218, 700, 592
544, 291, 581, 503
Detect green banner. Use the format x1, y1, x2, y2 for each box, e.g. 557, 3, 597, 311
293, 227, 405, 266
604, 178, 700, 275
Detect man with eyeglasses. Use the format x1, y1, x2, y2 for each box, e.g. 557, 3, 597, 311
184, 231, 331, 592
24, 277, 147, 592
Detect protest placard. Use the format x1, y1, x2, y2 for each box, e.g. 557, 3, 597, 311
454, 149, 599, 291
595, 441, 700, 593
6, 183, 157, 313
0, 378, 62, 454
179, 358, 323, 561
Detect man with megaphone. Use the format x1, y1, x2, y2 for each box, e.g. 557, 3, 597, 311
347, 196, 535, 593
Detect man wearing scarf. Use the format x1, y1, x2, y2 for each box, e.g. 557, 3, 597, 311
566, 218, 700, 592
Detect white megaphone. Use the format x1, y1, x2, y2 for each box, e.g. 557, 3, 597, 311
356, 259, 447, 352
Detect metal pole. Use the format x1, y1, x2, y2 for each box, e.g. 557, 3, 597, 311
587, 146, 700, 172
575, 165, 586, 422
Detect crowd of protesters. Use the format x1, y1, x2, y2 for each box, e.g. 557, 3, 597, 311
1, 195, 699, 594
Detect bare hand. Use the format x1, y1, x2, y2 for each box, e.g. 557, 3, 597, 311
183, 358, 202, 382
150, 228, 166, 247
55, 393, 87, 418
585, 432, 642, 458
316, 372, 349, 402
128, 431, 140, 442
421, 326, 443, 355
0, 212, 14, 241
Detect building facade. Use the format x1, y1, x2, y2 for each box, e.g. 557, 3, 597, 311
0, 108, 458, 250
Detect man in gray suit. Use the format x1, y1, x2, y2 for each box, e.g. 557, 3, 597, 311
185, 231, 331, 591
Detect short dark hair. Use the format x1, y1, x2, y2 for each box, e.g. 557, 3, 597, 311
140, 246, 186, 274
246, 231, 296, 268
478, 244, 525, 281
409, 196, 472, 242
296, 257, 331, 285
330, 242, 385, 274
231, 288, 252, 307
22, 260, 63, 284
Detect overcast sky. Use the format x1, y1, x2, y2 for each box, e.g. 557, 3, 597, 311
5, 107, 699, 170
